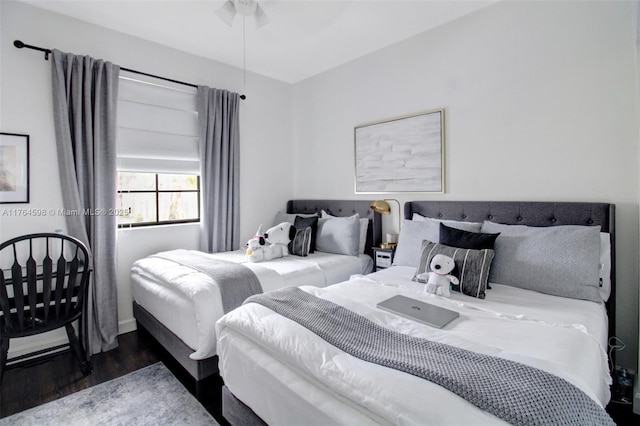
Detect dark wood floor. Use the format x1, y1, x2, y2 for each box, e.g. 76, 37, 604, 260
2, 329, 639, 426
0, 329, 221, 423
607, 400, 640, 426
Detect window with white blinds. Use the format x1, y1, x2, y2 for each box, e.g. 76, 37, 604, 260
116, 71, 201, 227
116, 70, 199, 173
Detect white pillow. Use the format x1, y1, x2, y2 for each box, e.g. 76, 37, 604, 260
599, 232, 611, 302
321, 210, 368, 254
273, 211, 317, 227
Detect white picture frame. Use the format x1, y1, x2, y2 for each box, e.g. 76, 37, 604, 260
354, 109, 444, 194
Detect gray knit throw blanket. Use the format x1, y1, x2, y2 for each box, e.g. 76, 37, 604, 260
245, 287, 614, 426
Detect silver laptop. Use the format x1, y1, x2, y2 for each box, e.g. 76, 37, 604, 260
376, 295, 459, 329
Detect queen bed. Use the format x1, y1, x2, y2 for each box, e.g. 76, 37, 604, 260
217, 200, 616, 425
131, 199, 382, 400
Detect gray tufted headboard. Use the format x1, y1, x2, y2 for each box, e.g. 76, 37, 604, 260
287, 199, 383, 259
404, 200, 616, 339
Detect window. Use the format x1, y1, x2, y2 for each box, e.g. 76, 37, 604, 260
115, 71, 201, 228
117, 172, 200, 227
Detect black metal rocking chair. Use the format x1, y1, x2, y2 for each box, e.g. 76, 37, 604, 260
0, 233, 93, 381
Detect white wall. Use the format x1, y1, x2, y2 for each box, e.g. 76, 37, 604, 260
0, 1, 293, 356
292, 0, 640, 369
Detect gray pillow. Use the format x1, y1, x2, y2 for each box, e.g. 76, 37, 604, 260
321, 210, 368, 254
393, 218, 482, 267
315, 216, 360, 256
290, 227, 312, 257
480, 221, 601, 303
412, 240, 495, 299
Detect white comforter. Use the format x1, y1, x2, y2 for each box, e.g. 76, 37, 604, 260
217, 266, 611, 425
131, 249, 372, 359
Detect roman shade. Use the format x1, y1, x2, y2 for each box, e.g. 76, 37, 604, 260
116, 71, 199, 173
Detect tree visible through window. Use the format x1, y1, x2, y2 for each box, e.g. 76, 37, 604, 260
117, 172, 200, 227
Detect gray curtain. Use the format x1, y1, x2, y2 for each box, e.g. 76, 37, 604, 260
51, 49, 119, 356
197, 86, 240, 252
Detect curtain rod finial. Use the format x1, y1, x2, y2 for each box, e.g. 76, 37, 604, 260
13, 40, 25, 48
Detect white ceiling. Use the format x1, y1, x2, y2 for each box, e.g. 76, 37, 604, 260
19, 0, 500, 83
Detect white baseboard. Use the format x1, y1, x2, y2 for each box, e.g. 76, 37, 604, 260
7, 332, 69, 359
118, 317, 137, 335
7, 317, 138, 360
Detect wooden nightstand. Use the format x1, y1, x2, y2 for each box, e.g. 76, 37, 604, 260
372, 247, 395, 272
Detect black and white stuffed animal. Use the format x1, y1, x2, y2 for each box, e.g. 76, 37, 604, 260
416, 254, 459, 297
246, 225, 267, 262
263, 222, 296, 261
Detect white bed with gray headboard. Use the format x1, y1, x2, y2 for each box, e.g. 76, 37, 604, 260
217, 200, 616, 426
131, 199, 382, 408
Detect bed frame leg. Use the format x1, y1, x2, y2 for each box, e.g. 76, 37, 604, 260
195, 379, 204, 400
192, 374, 224, 423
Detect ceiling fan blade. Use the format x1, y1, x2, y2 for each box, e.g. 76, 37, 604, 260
254, 4, 269, 28
215, 0, 237, 26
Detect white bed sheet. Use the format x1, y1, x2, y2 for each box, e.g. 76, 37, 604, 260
131, 249, 373, 359
217, 266, 611, 426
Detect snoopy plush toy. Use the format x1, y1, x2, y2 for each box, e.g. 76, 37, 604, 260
416, 254, 459, 297
263, 222, 296, 261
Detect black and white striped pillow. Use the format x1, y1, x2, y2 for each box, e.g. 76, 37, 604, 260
291, 227, 313, 257
412, 240, 495, 299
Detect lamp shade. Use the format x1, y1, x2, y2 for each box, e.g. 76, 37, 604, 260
370, 200, 391, 215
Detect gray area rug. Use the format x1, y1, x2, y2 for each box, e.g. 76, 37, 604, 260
0, 362, 217, 425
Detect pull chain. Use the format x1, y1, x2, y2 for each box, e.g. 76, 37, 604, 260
243, 16, 247, 86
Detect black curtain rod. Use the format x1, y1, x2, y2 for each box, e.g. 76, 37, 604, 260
13, 40, 246, 100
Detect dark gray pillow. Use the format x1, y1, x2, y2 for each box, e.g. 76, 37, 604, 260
412, 240, 495, 299
294, 215, 318, 253
315, 216, 360, 256
439, 223, 500, 250
480, 221, 601, 303
290, 227, 312, 257
394, 218, 482, 267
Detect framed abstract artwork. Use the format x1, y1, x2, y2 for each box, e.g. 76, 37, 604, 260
354, 109, 444, 194
0, 132, 30, 203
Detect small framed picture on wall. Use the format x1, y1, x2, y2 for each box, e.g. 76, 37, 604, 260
0, 132, 30, 204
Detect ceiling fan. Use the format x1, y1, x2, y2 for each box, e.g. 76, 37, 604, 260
216, 0, 269, 28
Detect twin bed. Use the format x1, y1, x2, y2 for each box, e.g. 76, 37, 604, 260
215, 200, 616, 425
131, 200, 382, 396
